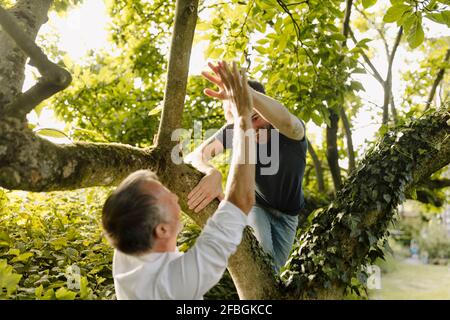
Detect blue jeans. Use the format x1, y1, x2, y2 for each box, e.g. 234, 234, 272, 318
248, 205, 299, 274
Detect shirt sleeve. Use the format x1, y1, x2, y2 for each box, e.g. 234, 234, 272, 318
212, 123, 234, 150
157, 200, 248, 299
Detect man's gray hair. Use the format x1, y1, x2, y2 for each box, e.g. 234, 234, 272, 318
102, 170, 168, 255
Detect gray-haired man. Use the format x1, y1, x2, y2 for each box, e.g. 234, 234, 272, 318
102, 61, 255, 300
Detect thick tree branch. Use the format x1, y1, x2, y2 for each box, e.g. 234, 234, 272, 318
0, 117, 159, 191
155, 0, 198, 152
4, 78, 71, 118
0, 2, 71, 118
0, 0, 53, 109
426, 48, 450, 109
420, 178, 450, 189
413, 188, 446, 207
285, 108, 450, 299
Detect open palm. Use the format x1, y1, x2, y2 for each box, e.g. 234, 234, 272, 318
201, 62, 230, 101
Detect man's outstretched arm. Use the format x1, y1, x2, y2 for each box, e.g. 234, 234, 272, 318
185, 135, 225, 212
251, 89, 305, 141
203, 61, 305, 141
156, 62, 255, 299
220, 61, 255, 213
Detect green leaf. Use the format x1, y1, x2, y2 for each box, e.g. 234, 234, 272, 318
383, 4, 410, 23
6, 248, 20, 256
362, 0, 377, 8
355, 38, 373, 48
0, 260, 22, 297
278, 33, 289, 51
351, 81, 365, 92
254, 45, 268, 54
400, 12, 416, 33
329, 33, 347, 42
55, 287, 77, 300
35, 285, 44, 298
34, 128, 69, 139
426, 12, 446, 24
383, 194, 392, 203
148, 105, 163, 116
407, 18, 424, 49
79, 276, 92, 300
442, 11, 450, 27
11, 252, 34, 263
310, 111, 322, 126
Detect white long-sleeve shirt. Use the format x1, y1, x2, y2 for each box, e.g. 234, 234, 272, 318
112, 200, 248, 300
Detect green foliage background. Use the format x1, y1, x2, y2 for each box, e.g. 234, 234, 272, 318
0, 0, 449, 299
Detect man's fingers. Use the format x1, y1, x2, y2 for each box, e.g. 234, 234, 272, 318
208, 61, 220, 74
188, 191, 206, 209
201, 71, 222, 87
190, 193, 209, 210
194, 196, 214, 213
204, 88, 223, 99
232, 61, 241, 87
217, 62, 230, 90
187, 186, 204, 205
223, 61, 235, 89
241, 68, 249, 101
188, 182, 203, 199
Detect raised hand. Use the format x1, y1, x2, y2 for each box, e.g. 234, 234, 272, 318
201, 62, 229, 101
187, 168, 224, 213
216, 61, 253, 118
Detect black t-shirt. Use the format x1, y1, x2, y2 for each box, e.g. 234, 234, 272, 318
213, 122, 307, 216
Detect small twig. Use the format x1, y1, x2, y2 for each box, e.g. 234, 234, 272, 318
426, 48, 450, 109
354, 5, 390, 59
349, 27, 385, 85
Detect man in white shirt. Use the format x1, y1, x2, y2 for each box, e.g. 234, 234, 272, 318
101, 61, 256, 300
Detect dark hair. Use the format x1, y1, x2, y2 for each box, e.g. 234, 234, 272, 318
102, 170, 167, 255
248, 80, 266, 94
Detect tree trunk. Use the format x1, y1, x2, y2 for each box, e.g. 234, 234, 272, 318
154, 0, 198, 155
340, 107, 356, 173
426, 48, 450, 109
382, 27, 402, 125
307, 139, 326, 193
326, 110, 342, 192
390, 94, 398, 125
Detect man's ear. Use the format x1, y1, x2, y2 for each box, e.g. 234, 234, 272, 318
154, 223, 170, 239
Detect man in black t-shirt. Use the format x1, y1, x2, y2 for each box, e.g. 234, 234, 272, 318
185, 61, 307, 273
